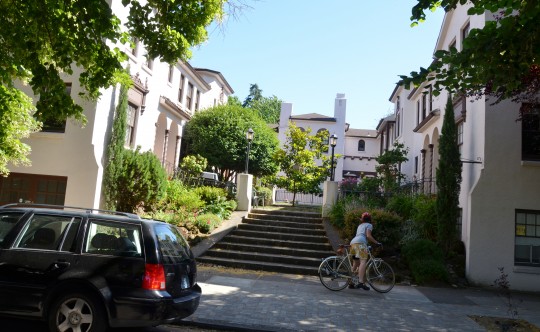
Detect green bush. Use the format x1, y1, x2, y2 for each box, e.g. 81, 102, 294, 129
370, 209, 402, 246
194, 186, 228, 205
402, 239, 448, 284
411, 195, 438, 242
255, 186, 273, 205
328, 195, 365, 230
114, 147, 168, 213
195, 213, 222, 234
386, 194, 415, 221
161, 179, 204, 212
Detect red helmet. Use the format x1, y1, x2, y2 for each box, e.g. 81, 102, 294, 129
361, 212, 371, 221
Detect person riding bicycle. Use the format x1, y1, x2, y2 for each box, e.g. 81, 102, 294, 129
349, 212, 382, 290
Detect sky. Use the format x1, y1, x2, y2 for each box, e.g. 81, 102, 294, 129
189, 0, 444, 130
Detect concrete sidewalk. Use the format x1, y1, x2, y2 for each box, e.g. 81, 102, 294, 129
185, 210, 540, 331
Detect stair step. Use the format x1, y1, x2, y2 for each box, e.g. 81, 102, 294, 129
197, 256, 320, 276
251, 209, 321, 218
213, 242, 334, 259
247, 213, 322, 224
203, 249, 324, 267
244, 217, 325, 230
238, 223, 326, 236
221, 235, 333, 251
232, 229, 329, 243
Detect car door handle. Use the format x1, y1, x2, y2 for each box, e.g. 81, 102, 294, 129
49, 261, 71, 272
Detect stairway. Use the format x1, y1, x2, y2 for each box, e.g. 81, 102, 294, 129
196, 208, 335, 275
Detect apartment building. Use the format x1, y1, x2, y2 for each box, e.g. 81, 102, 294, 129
0, 2, 233, 209
388, 5, 540, 291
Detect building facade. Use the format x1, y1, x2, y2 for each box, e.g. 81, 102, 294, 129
388, 4, 540, 291
278, 93, 379, 183
0, 1, 233, 209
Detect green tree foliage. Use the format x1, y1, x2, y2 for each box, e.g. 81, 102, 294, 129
402, 1, 540, 109
179, 154, 208, 178
103, 83, 129, 210
242, 83, 263, 107
0, 86, 41, 175
436, 96, 462, 255
115, 147, 168, 213
241, 84, 283, 124
184, 104, 280, 181
271, 123, 332, 206
227, 95, 243, 107
0, 0, 230, 174
375, 142, 409, 192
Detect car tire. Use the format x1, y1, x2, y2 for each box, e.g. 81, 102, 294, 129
48, 291, 107, 332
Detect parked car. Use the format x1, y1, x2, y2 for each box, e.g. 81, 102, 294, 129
0, 203, 201, 332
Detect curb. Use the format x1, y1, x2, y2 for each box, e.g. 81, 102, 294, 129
191, 211, 248, 258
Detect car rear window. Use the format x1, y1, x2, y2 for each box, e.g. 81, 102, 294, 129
154, 224, 191, 264
0, 212, 24, 245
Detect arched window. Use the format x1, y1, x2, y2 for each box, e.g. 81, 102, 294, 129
358, 140, 365, 152
317, 128, 329, 145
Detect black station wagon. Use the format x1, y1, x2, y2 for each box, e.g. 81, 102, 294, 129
0, 204, 201, 332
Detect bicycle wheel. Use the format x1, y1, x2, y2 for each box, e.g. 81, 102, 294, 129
366, 259, 395, 293
318, 256, 351, 291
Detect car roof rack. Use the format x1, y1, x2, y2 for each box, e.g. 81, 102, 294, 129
0, 203, 141, 219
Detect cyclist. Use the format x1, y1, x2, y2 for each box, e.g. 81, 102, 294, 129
349, 212, 382, 290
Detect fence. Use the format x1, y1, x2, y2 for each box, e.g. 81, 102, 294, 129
274, 189, 323, 206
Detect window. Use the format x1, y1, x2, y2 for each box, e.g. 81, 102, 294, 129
131, 38, 140, 57
414, 156, 418, 174
15, 214, 81, 252
515, 210, 540, 266
178, 74, 184, 103
0, 212, 24, 246
457, 122, 464, 154
358, 140, 365, 152
195, 90, 200, 111
168, 65, 174, 83
522, 105, 540, 161
145, 55, 154, 70
416, 100, 420, 125
186, 83, 193, 110
125, 103, 138, 147
0, 174, 67, 205
461, 22, 470, 50
422, 94, 427, 120
155, 224, 190, 264
85, 220, 142, 257
41, 83, 71, 133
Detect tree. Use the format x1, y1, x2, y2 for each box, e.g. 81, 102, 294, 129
179, 154, 208, 178
401, 1, 540, 112
183, 104, 280, 181
271, 123, 333, 206
250, 95, 282, 124
242, 83, 263, 107
227, 95, 243, 107
0, 0, 234, 175
436, 96, 462, 255
375, 142, 409, 192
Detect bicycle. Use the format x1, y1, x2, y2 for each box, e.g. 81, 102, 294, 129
318, 243, 395, 293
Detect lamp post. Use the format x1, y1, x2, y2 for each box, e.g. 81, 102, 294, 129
329, 134, 337, 181
245, 128, 254, 174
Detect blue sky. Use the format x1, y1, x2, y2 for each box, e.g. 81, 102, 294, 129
190, 1, 444, 130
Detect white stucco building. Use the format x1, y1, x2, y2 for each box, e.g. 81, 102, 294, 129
278, 93, 379, 183
388, 4, 540, 291
0, 2, 233, 209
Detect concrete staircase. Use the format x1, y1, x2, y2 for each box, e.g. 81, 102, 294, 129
197, 208, 335, 275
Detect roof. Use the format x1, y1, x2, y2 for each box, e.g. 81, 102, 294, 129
345, 128, 378, 138
194, 68, 235, 95
376, 114, 396, 131
290, 113, 336, 122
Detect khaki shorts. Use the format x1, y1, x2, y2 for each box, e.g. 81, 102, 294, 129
350, 243, 369, 260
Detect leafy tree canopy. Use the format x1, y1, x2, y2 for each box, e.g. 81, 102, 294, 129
271, 122, 334, 205
401, 1, 540, 109
183, 104, 280, 181
0, 0, 231, 175
240, 83, 283, 123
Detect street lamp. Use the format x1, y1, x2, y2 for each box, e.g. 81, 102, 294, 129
245, 128, 254, 174
329, 134, 337, 181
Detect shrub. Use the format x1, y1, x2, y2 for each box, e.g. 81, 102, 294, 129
402, 239, 448, 284
161, 179, 204, 212
115, 147, 168, 213
343, 208, 365, 241
411, 195, 438, 242
386, 194, 415, 221
255, 186, 273, 205
200, 197, 236, 220
327, 195, 365, 230
194, 213, 222, 234
194, 186, 228, 205
370, 209, 402, 246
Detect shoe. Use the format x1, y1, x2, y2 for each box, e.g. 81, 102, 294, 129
358, 283, 370, 291
348, 283, 357, 289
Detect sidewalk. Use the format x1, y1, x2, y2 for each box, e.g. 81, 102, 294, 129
185, 211, 540, 331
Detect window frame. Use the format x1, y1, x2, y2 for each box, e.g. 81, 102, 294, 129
515, 209, 540, 266
358, 139, 365, 152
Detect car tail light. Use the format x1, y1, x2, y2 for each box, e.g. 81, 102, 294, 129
142, 264, 166, 290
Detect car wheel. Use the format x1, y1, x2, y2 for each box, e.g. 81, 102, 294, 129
48, 292, 107, 332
